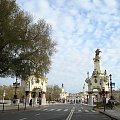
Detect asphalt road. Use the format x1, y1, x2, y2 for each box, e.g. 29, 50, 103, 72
0, 103, 112, 120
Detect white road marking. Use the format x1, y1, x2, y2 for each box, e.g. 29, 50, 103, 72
35, 113, 40, 116
49, 109, 55, 111
78, 109, 81, 112
66, 110, 74, 120
66, 107, 75, 120
91, 110, 96, 112
85, 110, 89, 112
35, 109, 41, 111
43, 108, 48, 111
64, 109, 68, 111
56, 109, 62, 111
19, 118, 27, 120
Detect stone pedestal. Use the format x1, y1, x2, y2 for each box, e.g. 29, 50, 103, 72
88, 93, 93, 106
97, 94, 101, 102
41, 93, 46, 105
65, 99, 67, 103
29, 92, 32, 103
35, 97, 37, 104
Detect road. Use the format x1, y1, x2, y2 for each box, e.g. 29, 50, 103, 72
0, 103, 112, 120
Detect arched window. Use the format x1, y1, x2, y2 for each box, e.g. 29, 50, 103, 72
95, 78, 97, 83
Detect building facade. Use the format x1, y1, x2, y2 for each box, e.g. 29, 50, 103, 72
66, 93, 81, 104
21, 75, 48, 105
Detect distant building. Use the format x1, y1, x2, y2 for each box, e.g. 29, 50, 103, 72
66, 93, 81, 103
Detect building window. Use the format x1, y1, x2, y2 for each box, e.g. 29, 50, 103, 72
95, 79, 97, 83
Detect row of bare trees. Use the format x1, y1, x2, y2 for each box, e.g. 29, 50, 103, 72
0, 85, 61, 101
46, 85, 61, 101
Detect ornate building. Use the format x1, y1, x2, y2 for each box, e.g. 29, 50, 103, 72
85, 49, 109, 106
21, 76, 48, 105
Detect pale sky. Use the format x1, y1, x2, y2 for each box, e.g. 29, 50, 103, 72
1, 0, 120, 93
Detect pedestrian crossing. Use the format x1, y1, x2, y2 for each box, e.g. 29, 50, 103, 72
64, 109, 69, 111
39, 108, 96, 113
49, 109, 55, 111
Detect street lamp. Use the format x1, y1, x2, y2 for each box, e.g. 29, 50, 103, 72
3, 89, 5, 103
13, 77, 20, 103
49, 93, 51, 104
24, 91, 29, 110
39, 91, 42, 106
109, 74, 115, 99
109, 74, 112, 99
2, 88, 5, 112
109, 74, 115, 109
101, 88, 106, 112
83, 84, 85, 103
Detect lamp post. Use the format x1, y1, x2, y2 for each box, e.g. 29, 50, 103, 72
39, 91, 42, 106
3, 90, 5, 103
109, 74, 115, 109
2, 89, 5, 112
109, 74, 112, 98
24, 91, 29, 110
83, 84, 85, 103
13, 77, 20, 103
102, 89, 106, 112
32, 92, 36, 107
49, 93, 51, 104
109, 74, 115, 98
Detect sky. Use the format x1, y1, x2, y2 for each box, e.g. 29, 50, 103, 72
1, 0, 120, 93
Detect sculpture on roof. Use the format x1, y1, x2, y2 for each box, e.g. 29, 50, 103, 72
95, 48, 101, 57
94, 48, 101, 62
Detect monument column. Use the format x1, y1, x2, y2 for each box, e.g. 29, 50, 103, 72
97, 93, 101, 102
93, 49, 101, 73
88, 92, 93, 106
41, 92, 46, 105
29, 92, 32, 103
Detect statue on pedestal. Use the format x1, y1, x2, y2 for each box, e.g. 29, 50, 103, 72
95, 49, 101, 57
85, 49, 109, 106
62, 83, 64, 87
94, 49, 101, 61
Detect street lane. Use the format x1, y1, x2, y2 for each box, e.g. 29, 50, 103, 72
71, 104, 111, 120
0, 104, 111, 120
32, 104, 73, 120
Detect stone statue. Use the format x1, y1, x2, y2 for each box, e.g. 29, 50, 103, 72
94, 49, 101, 61
95, 49, 101, 57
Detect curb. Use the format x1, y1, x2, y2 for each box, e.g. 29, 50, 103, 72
99, 111, 120, 120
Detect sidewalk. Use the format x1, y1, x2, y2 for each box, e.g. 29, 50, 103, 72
0, 103, 44, 113
99, 108, 120, 120
0, 102, 63, 113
